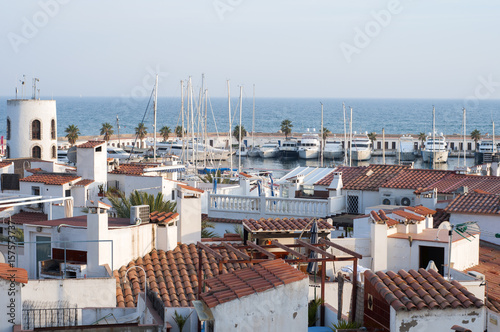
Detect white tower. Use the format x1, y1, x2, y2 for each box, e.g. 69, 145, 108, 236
6, 99, 58, 160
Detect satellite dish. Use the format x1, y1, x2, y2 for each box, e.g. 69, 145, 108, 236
438, 221, 452, 230
67, 146, 77, 164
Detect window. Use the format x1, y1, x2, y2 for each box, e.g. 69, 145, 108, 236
32, 120, 41, 140
51, 145, 56, 159
171, 189, 175, 200
5, 145, 9, 159
32, 186, 40, 196
6, 118, 10, 140
51, 119, 56, 139
392, 142, 396, 150
32, 146, 41, 159
1, 174, 19, 191
96, 146, 102, 152
65, 189, 71, 197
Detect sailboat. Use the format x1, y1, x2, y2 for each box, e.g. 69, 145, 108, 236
247, 85, 260, 157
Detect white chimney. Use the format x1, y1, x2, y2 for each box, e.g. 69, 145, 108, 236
86, 200, 110, 276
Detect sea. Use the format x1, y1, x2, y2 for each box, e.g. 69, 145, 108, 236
1, 96, 499, 176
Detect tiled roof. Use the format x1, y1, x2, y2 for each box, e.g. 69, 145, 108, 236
416, 174, 500, 195
445, 193, 500, 215
202, 214, 242, 225
10, 212, 48, 225
109, 164, 152, 175
200, 259, 307, 308
114, 245, 252, 308
77, 140, 105, 148
0, 263, 28, 284
381, 169, 454, 190
178, 184, 204, 193
149, 211, 179, 224
392, 210, 426, 222
432, 209, 450, 228
465, 244, 500, 313
317, 165, 409, 191
201, 233, 243, 243
0, 162, 12, 169
365, 268, 484, 311
73, 179, 94, 186
243, 217, 334, 233
405, 206, 436, 216
20, 173, 81, 185
370, 210, 398, 227
25, 168, 42, 174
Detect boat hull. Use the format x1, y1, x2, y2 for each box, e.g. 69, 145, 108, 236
298, 149, 319, 159
350, 149, 371, 161
323, 150, 343, 159
280, 149, 298, 158
398, 151, 416, 161
247, 148, 260, 157
421, 150, 448, 163
259, 150, 279, 158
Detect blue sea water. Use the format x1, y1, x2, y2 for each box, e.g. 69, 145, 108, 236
1, 97, 498, 138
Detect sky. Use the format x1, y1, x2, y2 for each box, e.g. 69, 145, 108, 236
0, 0, 499, 99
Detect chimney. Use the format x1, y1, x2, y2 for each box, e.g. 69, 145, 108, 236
86, 200, 110, 276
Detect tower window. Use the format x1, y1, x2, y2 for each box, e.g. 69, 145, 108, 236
5, 145, 9, 159
32, 146, 41, 159
51, 145, 56, 159
6, 118, 10, 140
51, 119, 56, 140
32, 120, 41, 140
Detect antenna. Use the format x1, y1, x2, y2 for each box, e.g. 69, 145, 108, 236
32, 77, 39, 99
20, 75, 26, 99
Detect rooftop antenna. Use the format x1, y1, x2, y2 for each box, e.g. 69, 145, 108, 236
32, 77, 39, 99
116, 115, 120, 147
37, 89, 40, 100
20, 75, 26, 99
15, 87, 18, 99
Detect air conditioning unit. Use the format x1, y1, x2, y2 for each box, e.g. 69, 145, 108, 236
381, 195, 395, 206
399, 196, 413, 207
130, 205, 150, 225
467, 271, 485, 281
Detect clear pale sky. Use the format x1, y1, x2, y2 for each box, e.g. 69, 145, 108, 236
1, 0, 499, 99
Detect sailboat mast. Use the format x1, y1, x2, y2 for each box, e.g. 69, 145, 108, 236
463, 107, 466, 166
349, 107, 353, 167
320, 103, 324, 167
252, 84, 255, 149
432, 106, 436, 168
180, 80, 185, 163
493, 121, 496, 154
343, 102, 347, 165
153, 74, 158, 162
204, 89, 208, 167
227, 80, 233, 172
190, 77, 195, 166
238, 86, 243, 174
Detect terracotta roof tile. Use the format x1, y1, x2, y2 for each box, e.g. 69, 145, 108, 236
202, 214, 242, 225
381, 169, 454, 190
365, 268, 483, 311
9, 212, 48, 225
109, 164, 154, 175
405, 205, 436, 216
392, 210, 426, 222
243, 217, 334, 233
200, 259, 307, 308
465, 244, 500, 312
25, 168, 42, 174
77, 140, 105, 148
445, 193, 500, 215
20, 173, 81, 185
149, 211, 179, 224
0, 263, 28, 284
74, 179, 94, 186
416, 174, 500, 195
114, 244, 252, 308
0, 162, 13, 169
178, 184, 204, 193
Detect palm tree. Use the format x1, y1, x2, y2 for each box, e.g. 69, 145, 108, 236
233, 125, 247, 144
322, 127, 330, 145
100, 123, 114, 142
135, 123, 148, 148
201, 219, 218, 238
106, 190, 176, 218
175, 126, 183, 138
160, 126, 171, 142
418, 132, 427, 150
471, 129, 481, 150
280, 119, 293, 140
64, 124, 80, 146
368, 132, 377, 149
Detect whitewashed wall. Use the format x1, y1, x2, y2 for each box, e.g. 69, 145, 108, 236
449, 213, 500, 246
0, 278, 22, 332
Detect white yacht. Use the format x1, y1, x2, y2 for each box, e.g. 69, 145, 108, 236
57, 149, 69, 164
478, 140, 495, 153
298, 133, 320, 159
258, 142, 280, 158
236, 145, 248, 157
280, 139, 298, 158
154, 140, 230, 162
323, 140, 343, 159
349, 134, 372, 161
421, 133, 448, 163
247, 146, 260, 157
398, 135, 416, 161
107, 147, 138, 160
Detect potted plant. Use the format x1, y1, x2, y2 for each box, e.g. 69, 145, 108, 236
172, 310, 192, 332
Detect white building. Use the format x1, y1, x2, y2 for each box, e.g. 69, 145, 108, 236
6, 99, 57, 161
